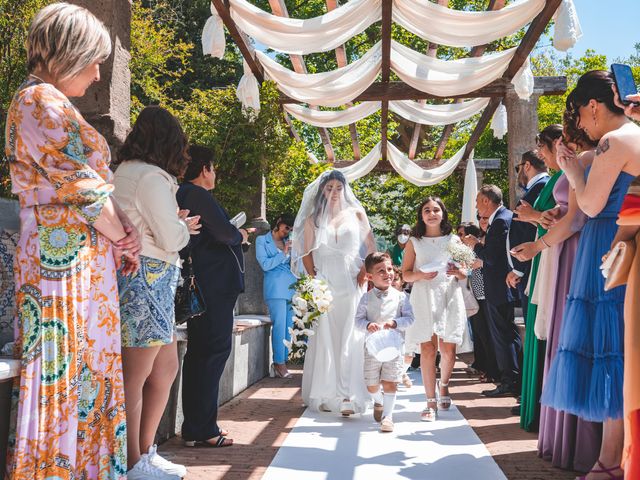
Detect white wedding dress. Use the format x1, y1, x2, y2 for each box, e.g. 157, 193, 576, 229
301, 215, 371, 413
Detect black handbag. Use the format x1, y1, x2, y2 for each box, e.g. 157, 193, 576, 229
175, 253, 206, 325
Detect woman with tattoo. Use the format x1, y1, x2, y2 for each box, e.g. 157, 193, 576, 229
538, 70, 640, 480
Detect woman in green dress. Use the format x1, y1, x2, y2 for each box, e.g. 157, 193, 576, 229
514, 124, 564, 432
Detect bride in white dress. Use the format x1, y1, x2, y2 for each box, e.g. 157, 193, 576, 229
292, 170, 375, 415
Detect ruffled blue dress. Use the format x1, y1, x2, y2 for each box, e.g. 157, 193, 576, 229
541, 169, 635, 422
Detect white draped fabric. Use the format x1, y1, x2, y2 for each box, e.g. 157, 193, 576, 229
337, 142, 382, 182
258, 41, 534, 106
390, 41, 530, 98
461, 155, 478, 223
256, 43, 382, 107
202, 6, 225, 58
229, 0, 381, 55
387, 142, 467, 187
490, 102, 508, 139
236, 61, 260, 117
389, 98, 489, 125
393, 0, 545, 48
284, 102, 381, 127
553, 0, 582, 51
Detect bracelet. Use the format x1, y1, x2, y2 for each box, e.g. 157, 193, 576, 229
539, 236, 550, 249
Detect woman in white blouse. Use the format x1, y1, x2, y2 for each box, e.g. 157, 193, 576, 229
113, 106, 200, 480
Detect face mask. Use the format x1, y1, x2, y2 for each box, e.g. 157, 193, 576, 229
397, 234, 409, 244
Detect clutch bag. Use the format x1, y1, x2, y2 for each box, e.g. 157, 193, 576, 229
601, 240, 636, 291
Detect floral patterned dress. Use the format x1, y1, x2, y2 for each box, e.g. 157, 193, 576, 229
3, 77, 127, 479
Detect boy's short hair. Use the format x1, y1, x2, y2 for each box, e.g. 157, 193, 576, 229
365, 252, 391, 273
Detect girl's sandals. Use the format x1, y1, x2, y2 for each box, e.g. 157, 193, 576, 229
421, 398, 438, 422
576, 460, 623, 480
437, 380, 452, 410
184, 435, 234, 448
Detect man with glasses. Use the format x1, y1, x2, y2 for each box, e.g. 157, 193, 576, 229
507, 151, 549, 320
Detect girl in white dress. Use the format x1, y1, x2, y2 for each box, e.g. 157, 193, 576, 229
292, 170, 376, 415
402, 197, 467, 422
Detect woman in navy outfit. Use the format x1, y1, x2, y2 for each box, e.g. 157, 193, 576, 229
177, 145, 248, 448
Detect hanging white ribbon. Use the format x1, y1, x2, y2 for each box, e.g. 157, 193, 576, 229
202, 3, 226, 58
236, 60, 260, 119
337, 142, 382, 182
389, 98, 490, 125
512, 57, 534, 100
256, 43, 382, 107
393, 0, 545, 48
491, 102, 508, 139
284, 102, 381, 127
229, 0, 381, 55
461, 154, 478, 223
390, 41, 517, 97
552, 0, 582, 51
387, 142, 467, 187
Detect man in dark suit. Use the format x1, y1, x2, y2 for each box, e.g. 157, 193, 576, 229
506, 151, 549, 320
463, 185, 520, 397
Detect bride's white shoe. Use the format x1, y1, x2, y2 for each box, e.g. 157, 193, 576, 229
340, 400, 355, 417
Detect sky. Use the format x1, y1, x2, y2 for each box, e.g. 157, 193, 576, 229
544, 0, 638, 62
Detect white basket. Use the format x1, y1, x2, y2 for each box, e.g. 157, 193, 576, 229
366, 329, 404, 362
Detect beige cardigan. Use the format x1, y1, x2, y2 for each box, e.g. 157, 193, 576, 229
113, 160, 189, 267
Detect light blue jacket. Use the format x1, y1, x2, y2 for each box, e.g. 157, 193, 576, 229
255, 232, 297, 300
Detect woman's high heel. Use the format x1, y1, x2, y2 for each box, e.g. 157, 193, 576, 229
437, 380, 452, 410
421, 398, 438, 422
271, 363, 292, 379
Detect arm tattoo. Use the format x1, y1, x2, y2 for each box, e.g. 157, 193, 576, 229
596, 138, 610, 156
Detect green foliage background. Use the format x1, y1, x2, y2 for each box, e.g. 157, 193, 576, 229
2, 0, 640, 245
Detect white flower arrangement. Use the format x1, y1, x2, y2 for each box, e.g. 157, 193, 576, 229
447, 240, 476, 268
283, 275, 333, 362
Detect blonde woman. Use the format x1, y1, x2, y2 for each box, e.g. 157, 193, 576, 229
4, 3, 141, 479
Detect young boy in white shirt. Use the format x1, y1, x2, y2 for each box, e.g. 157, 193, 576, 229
355, 252, 414, 432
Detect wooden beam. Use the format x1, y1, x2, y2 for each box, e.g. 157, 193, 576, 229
432, 0, 507, 160
279, 76, 567, 103
461, 0, 563, 163
407, 0, 448, 160
326, 0, 361, 161
267, 0, 335, 162
380, 0, 392, 161
211, 0, 263, 81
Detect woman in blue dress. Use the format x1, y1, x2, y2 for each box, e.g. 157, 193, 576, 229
256, 215, 297, 378
540, 70, 640, 479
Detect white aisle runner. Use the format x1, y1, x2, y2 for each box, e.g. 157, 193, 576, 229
262, 371, 507, 480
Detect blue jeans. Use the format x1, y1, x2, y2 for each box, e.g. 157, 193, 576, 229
266, 299, 294, 364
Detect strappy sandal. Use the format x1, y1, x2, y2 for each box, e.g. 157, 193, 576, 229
184, 435, 233, 448
437, 380, 452, 410
576, 460, 623, 480
421, 398, 438, 422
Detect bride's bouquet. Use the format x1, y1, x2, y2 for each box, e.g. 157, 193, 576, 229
284, 275, 333, 362
447, 241, 476, 268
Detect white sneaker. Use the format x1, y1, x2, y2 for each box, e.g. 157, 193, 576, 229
147, 444, 187, 478
127, 454, 181, 480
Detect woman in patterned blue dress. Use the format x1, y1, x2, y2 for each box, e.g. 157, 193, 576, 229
540, 71, 640, 479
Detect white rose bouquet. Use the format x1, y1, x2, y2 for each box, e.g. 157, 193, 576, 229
284, 275, 333, 362
446, 240, 476, 268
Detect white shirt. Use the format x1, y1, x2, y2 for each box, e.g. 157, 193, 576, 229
526, 171, 550, 191
113, 160, 190, 266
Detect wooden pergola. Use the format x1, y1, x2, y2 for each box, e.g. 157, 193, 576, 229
211, 0, 567, 199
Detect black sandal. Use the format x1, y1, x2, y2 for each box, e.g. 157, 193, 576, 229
184, 435, 233, 448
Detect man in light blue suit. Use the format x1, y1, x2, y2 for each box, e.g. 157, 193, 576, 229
256, 214, 297, 378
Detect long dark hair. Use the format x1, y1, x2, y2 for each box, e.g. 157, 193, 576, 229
411, 196, 452, 238
116, 106, 190, 177
312, 170, 348, 227
565, 70, 625, 141
536, 124, 564, 150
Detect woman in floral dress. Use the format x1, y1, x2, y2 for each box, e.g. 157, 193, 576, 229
4, 4, 140, 479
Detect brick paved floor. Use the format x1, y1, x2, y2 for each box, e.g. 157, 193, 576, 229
159, 362, 579, 480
